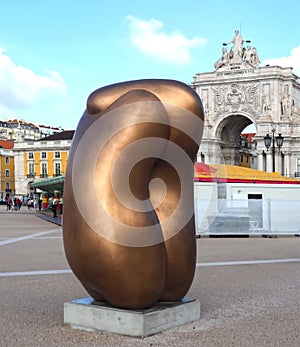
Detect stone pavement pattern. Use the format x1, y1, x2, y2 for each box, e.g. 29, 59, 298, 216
0, 205, 299, 346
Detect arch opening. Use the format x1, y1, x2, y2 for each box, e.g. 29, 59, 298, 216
216, 114, 257, 167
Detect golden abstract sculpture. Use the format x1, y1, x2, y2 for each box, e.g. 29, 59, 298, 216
63, 79, 204, 309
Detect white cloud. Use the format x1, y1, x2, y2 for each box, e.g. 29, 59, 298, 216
0, 48, 67, 110
263, 46, 300, 76
126, 15, 207, 65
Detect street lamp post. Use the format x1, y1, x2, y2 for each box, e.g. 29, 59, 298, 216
264, 128, 284, 172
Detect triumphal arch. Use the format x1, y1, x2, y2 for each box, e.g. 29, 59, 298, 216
191, 30, 300, 177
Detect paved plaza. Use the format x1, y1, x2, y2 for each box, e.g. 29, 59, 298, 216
0, 205, 299, 346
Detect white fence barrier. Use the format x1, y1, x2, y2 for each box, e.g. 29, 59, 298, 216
195, 199, 300, 236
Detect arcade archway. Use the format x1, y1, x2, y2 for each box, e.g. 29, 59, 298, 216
212, 114, 256, 166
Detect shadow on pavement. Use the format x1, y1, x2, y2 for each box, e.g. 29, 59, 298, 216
35, 212, 62, 226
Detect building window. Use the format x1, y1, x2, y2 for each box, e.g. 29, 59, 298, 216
5, 182, 10, 190
28, 163, 35, 178
29, 163, 34, 174
28, 152, 34, 159
5, 169, 9, 177
5, 156, 9, 164
55, 162, 61, 176
41, 163, 48, 178
41, 151, 47, 159
54, 151, 61, 159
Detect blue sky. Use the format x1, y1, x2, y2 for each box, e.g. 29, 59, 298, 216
0, 0, 299, 130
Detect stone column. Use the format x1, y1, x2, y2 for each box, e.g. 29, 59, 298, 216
283, 152, 291, 177
205, 152, 210, 163
257, 151, 264, 171
276, 152, 283, 175
266, 152, 272, 173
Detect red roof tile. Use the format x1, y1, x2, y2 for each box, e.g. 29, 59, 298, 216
0, 140, 14, 149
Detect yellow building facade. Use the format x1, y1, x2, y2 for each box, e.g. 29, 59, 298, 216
0, 140, 15, 198
24, 149, 69, 178
0, 150, 15, 199
13, 130, 74, 195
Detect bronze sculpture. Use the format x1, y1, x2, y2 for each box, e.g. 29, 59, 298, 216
63, 79, 204, 309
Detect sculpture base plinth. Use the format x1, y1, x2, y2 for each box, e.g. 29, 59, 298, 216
64, 297, 200, 337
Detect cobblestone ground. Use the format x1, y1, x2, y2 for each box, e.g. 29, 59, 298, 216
0, 206, 299, 346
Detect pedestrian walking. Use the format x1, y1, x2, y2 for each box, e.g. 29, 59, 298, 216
52, 197, 58, 218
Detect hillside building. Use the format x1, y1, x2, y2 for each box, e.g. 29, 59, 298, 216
0, 118, 63, 141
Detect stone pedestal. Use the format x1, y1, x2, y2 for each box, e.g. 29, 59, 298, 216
64, 297, 200, 337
